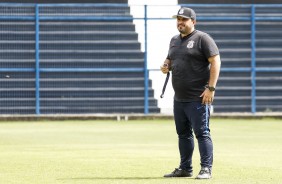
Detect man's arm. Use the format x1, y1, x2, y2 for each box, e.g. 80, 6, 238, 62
208, 54, 221, 88
200, 54, 221, 104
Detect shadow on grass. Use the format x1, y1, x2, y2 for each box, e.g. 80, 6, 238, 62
57, 176, 195, 180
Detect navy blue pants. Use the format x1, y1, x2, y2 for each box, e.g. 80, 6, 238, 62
173, 100, 213, 172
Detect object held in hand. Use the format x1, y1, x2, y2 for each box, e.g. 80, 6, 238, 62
160, 72, 170, 98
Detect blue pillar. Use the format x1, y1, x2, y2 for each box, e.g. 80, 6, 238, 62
251, 5, 256, 114
144, 5, 149, 114
35, 4, 40, 115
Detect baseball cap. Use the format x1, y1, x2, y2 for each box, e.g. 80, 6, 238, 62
172, 7, 196, 20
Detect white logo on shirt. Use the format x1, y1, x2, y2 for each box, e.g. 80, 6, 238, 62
187, 40, 194, 49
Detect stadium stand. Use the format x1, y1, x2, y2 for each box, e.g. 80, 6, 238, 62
0, 0, 128, 3
0, 5, 36, 114
0, 4, 160, 114
0, 2, 282, 115
254, 6, 282, 112
179, 0, 282, 4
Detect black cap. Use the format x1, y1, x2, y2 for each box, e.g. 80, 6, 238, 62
172, 7, 196, 20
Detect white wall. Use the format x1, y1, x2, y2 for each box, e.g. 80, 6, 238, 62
128, 0, 180, 114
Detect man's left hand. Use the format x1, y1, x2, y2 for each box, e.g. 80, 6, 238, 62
200, 89, 215, 105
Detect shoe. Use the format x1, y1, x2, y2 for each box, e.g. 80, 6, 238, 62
164, 168, 193, 177
195, 167, 212, 179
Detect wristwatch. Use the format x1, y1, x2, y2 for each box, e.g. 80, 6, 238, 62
206, 85, 215, 92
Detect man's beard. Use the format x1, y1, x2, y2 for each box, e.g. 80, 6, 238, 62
178, 29, 186, 34
178, 25, 187, 34
178, 28, 187, 34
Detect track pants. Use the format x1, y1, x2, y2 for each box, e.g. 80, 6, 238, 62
173, 100, 213, 172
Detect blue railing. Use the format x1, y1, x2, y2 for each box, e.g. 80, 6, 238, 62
251, 5, 256, 114
1, 3, 282, 114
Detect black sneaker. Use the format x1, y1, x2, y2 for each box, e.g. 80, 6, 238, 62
195, 167, 212, 179
164, 168, 193, 178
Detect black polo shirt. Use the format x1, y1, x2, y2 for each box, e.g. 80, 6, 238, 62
167, 30, 219, 102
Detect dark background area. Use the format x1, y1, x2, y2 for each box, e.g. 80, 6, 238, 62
179, 0, 282, 3
0, 0, 280, 3
0, 0, 128, 3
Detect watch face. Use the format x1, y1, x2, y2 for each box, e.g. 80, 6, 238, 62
209, 87, 215, 91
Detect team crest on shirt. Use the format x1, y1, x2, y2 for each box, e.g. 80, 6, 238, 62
187, 40, 194, 49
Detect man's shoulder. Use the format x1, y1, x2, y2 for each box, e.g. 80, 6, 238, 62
171, 34, 180, 40
194, 30, 214, 40
194, 30, 209, 38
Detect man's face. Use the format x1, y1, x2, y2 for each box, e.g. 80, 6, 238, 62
176, 16, 195, 35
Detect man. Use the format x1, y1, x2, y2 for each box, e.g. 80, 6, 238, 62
161, 7, 221, 179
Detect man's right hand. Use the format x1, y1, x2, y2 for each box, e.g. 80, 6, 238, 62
160, 59, 171, 74
160, 63, 169, 74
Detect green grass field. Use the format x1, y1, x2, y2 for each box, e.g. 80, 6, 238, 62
0, 118, 281, 184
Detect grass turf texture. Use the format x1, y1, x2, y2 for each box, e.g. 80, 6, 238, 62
0, 119, 281, 184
